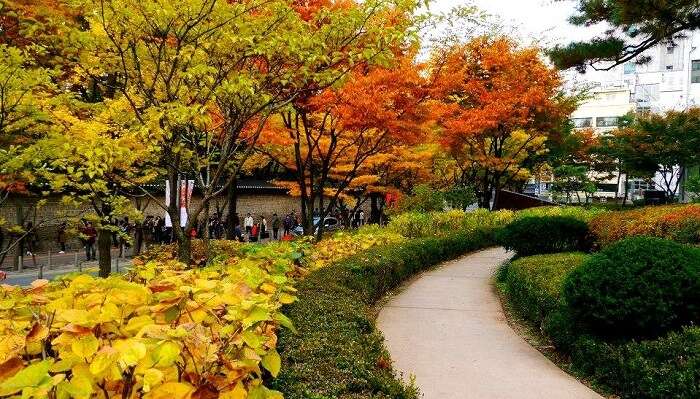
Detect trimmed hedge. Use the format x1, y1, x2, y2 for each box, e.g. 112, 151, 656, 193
499, 249, 700, 399
271, 229, 497, 398
498, 252, 590, 326
564, 237, 700, 340
497, 216, 591, 256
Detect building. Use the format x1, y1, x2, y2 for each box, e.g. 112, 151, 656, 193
558, 34, 700, 202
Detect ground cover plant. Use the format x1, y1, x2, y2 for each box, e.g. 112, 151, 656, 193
0, 242, 306, 399
498, 237, 700, 399
589, 204, 700, 246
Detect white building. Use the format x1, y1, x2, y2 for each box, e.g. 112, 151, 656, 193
560, 35, 700, 201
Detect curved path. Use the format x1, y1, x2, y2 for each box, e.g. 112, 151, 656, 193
377, 248, 602, 399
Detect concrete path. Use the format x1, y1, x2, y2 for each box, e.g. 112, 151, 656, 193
377, 248, 603, 399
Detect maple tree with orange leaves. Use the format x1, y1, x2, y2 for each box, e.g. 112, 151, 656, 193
431, 36, 575, 208
258, 50, 431, 237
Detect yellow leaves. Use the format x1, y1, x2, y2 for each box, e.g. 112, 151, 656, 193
71, 334, 99, 359
261, 350, 281, 377
114, 339, 147, 367
144, 382, 194, 399
142, 368, 164, 392
89, 348, 118, 376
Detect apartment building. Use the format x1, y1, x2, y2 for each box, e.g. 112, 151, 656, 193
555, 34, 700, 202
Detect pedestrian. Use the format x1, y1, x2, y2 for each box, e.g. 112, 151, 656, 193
260, 216, 268, 240
82, 221, 97, 261
244, 213, 254, 235
233, 222, 244, 242
24, 222, 37, 256
272, 213, 281, 240
57, 222, 67, 253
283, 213, 293, 237
359, 209, 365, 226
250, 223, 259, 243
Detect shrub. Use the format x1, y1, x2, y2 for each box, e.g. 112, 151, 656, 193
589, 204, 700, 246
271, 230, 497, 398
387, 208, 514, 238
563, 236, 700, 340
499, 253, 590, 325
516, 205, 607, 223
571, 327, 700, 399
497, 216, 591, 256
0, 242, 305, 398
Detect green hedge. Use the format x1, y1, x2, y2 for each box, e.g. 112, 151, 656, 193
270, 229, 497, 399
497, 216, 592, 256
498, 250, 700, 399
497, 252, 590, 326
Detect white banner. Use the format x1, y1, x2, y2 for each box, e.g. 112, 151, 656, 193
165, 181, 172, 228
164, 179, 194, 227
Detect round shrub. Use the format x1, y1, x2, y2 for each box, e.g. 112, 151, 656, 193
497, 216, 591, 256
563, 236, 700, 340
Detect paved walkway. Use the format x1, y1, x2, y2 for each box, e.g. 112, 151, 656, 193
377, 248, 603, 399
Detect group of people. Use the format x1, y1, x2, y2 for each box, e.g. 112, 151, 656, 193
28, 207, 373, 263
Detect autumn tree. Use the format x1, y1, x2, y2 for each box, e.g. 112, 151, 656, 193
549, 0, 700, 71
258, 51, 430, 238
431, 36, 574, 209
598, 109, 700, 200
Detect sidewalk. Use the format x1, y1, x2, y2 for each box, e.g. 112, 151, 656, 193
2, 258, 132, 286
377, 248, 602, 399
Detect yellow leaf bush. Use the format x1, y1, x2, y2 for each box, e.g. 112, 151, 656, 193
0, 242, 305, 399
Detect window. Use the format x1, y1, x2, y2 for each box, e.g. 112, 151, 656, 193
624, 62, 636, 74
630, 179, 656, 191
596, 117, 619, 127
666, 65, 675, 70
692, 60, 700, 83
572, 117, 592, 128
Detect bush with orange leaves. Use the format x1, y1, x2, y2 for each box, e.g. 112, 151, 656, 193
590, 204, 700, 246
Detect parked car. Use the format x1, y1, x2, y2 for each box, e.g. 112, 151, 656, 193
292, 216, 340, 236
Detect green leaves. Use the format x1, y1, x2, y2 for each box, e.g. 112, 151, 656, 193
0, 360, 53, 397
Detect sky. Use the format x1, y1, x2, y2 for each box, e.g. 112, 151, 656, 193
424, 0, 606, 47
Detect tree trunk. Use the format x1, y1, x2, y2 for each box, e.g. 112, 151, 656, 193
133, 224, 143, 256
370, 194, 381, 224
226, 177, 238, 239
178, 235, 191, 265
98, 229, 112, 278
623, 174, 630, 207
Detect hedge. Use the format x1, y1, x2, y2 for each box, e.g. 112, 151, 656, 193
270, 229, 498, 398
497, 216, 592, 256
563, 237, 700, 340
497, 252, 590, 326
498, 250, 700, 399
589, 204, 700, 246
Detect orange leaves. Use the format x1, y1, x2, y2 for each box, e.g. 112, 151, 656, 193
589, 204, 700, 246
428, 36, 573, 202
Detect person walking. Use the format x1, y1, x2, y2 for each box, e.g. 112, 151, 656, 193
260, 216, 268, 240
244, 213, 254, 236
359, 209, 365, 226
82, 221, 97, 261
271, 213, 281, 240
283, 213, 293, 237
57, 222, 67, 253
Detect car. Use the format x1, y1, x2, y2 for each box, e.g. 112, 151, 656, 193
292, 216, 340, 236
